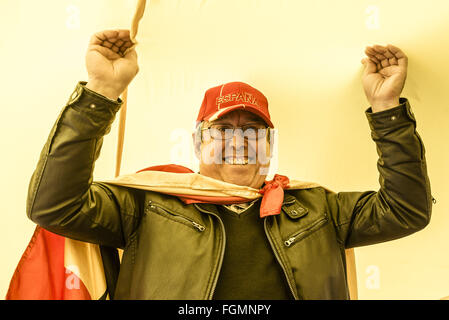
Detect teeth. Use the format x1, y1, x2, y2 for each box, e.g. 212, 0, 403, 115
225, 158, 249, 165
234, 159, 247, 165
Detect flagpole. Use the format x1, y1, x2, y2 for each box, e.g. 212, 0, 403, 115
114, 0, 147, 178
115, 87, 128, 178
346, 248, 358, 299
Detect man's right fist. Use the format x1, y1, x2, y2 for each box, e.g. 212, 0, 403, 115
85, 29, 139, 101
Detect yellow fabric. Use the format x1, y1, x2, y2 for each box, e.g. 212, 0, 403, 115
64, 239, 107, 300
130, 0, 146, 42
98, 170, 326, 198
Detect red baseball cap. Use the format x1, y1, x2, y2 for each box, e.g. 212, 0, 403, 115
196, 81, 274, 128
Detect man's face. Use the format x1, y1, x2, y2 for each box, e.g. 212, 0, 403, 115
196, 109, 272, 189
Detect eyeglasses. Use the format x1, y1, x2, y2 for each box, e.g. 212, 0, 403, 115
201, 124, 270, 141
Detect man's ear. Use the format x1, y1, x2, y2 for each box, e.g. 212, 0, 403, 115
192, 131, 201, 160
267, 128, 274, 159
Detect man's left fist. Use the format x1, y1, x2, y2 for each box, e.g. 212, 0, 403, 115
361, 44, 408, 113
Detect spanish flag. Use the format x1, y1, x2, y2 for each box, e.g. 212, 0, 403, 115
6, 226, 107, 300
7, 164, 337, 300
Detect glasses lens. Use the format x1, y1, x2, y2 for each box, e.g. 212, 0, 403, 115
207, 125, 268, 141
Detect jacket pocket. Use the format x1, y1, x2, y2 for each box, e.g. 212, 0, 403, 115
283, 213, 328, 247
145, 200, 206, 232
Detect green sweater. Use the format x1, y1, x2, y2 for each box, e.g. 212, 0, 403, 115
212, 200, 293, 300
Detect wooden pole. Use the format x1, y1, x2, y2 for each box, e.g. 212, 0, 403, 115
115, 87, 128, 178
345, 248, 358, 299
115, 0, 147, 262
114, 0, 147, 178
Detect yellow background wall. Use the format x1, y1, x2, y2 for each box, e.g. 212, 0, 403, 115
1, 0, 448, 299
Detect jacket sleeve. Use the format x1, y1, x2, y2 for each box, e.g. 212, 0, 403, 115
26, 82, 143, 249
326, 98, 433, 248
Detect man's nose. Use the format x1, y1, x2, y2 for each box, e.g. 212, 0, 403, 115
223, 131, 247, 154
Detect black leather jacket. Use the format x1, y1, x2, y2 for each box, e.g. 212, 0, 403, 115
26, 82, 432, 299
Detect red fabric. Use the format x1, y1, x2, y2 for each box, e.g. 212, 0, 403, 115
168, 194, 254, 205
137, 163, 194, 174
6, 226, 91, 300
258, 174, 290, 218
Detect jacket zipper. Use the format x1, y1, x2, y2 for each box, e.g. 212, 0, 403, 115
147, 200, 206, 232
193, 204, 226, 300
284, 215, 328, 247
264, 218, 299, 300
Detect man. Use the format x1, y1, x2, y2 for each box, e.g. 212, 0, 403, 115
26, 29, 432, 299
